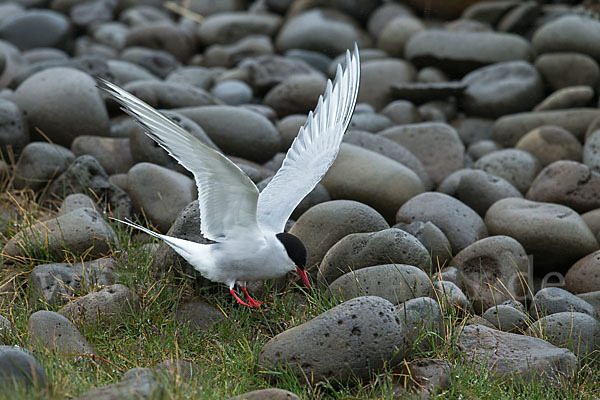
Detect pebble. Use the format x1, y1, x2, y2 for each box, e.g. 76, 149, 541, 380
485, 198, 599, 274
198, 12, 282, 46
526, 161, 600, 213
457, 324, 577, 383
120, 46, 179, 79
211, 80, 253, 105
70, 0, 115, 28
154, 359, 200, 380
75, 368, 161, 399
394, 221, 453, 266
461, 61, 544, 118
176, 105, 280, 163
405, 30, 532, 76
275, 9, 371, 55
204, 35, 274, 68
235, 54, 319, 93
107, 59, 159, 84
2, 208, 118, 261
396, 192, 488, 253
534, 85, 594, 112
0, 346, 47, 389
60, 193, 101, 215
583, 130, 600, 173
492, 108, 600, 146
0, 9, 71, 51
357, 58, 416, 111
28, 310, 94, 355
565, 250, 600, 294
452, 117, 494, 146
0, 98, 27, 156
527, 312, 600, 358
289, 200, 389, 269
380, 123, 464, 186
259, 296, 407, 384
530, 287, 598, 320
285, 49, 331, 74
319, 228, 430, 284
229, 388, 300, 400
29, 258, 115, 306
124, 23, 195, 62
122, 80, 218, 109
532, 15, 600, 63
376, 16, 424, 58
166, 66, 216, 90
0, 316, 11, 343
515, 125, 583, 167
381, 100, 422, 125
367, 2, 413, 37
451, 236, 528, 313
396, 297, 444, 352
175, 300, 225, 332
534, 52, 599, 91
328, 264, 431, 305
127, 162, 197, 233
264, 73, 326, 117
71, 136, 133, 175
348, 113, 393, 132
11, 67, 110, 146
433, 281, 471, 312
473, 148, 540, 193
582, 209, 600, 238
321, 143, 425, 222
456, 169, 523, 216
12, 142, 75, 190
482, 304, 529, 333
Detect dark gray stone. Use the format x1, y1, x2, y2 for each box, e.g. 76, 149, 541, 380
473, 149, 540, 194
456, 170, 522, 216
482, 304, 528, 332
28, 310, 94, 355
175, 301, 225, 332
0, 98, 27, 157
397, 297, 444, 352
0, 346, 47, 389
12, 142, 74, 190
530, 287, 598, 320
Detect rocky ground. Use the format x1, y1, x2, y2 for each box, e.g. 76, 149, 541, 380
1, 0, 600, 399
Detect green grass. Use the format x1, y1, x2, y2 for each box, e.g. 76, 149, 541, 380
1, 196, 600, 399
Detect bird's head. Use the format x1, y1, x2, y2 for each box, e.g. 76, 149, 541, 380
276, 232, 310, 290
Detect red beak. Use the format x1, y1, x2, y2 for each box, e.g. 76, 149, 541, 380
296, 267, 311, 290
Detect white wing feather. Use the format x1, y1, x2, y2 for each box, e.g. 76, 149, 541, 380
256, 44, 360, 233
98, 79, 261, 242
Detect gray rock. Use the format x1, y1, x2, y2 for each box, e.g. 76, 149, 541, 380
343, 130, 432, 190
107, 59, 159, 84
175, 105, 280, 163
397, 297, 443, 352
59, 284, 140, 326
527, 312, 600, 359
259, 296, 407, 383
367, 2, 413, 37
0, 316, 11, 344
534, 86, 594, 112
70, 0, 115, 28
29, 258, 116, 306
533, 15, 600, 63
473, 149, 540, 193
151, 200, 212, 279
582, 209, 600, 238
456, 170, 523, 216
583, 130, 600, 174
380, 123, 464, 186
0, 9, 71, 51
515, 125, 582, 167
493, 108, 600, 146
175, 300, 225, 332
166, 66, 216, 90
275, 114, 305, 151
289, 200, 389, 268
47, 155, 131, 217
394, 221, 453, 267
264, 73, 326, 117
396, 192, 488, 253
467, 140, 502, 160
457, 324, 577, 383
565, 250, 600, 294
461, 61, 544, 118
530, 287, 597, 320
121, 80, 218, 109
236, 54, 320, 93
124, 22, 195, 62
275, 9, 371, 55
535, 53, 599, 91
285, 49, 332, 74
577, 291, 600, 316
357, 58, 416, 111
328, 264, 431, 305
0, 98, 27, 157
348, 113, 393, 133
228, 388, 300, 400
0, 346, 47, 389
154, 359, 199, 380
321, 143, 425, 222
198, 12, 282, 46
377, 16, 424, 58
211, 80, 253, 105
451, 236, 528, 313
433, 266, 464, 290
71, 136, 133, 175
526, 161, 600, 213
405, 30, 532, 76
12, 67, 109, 147
2, 208, 118, 261
127, 162, 197, 233
319, 228, 430, 284
28, 310, 94, 355
12, 142, 75, 190
485, 198, 599, 273
433, 281, 471, 312
203, 35, 274, 68
120, 47, 179, 79
59, 193, 102, 215
482, 304, 529, 332
381, 100, 422, 125
75, 368, 161, 400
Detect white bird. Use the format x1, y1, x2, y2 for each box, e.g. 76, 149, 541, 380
98, 45, 360, 307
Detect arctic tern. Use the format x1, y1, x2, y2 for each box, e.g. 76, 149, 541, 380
98, 45, 360, 307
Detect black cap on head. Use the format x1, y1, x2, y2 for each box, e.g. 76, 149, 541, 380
276, 232, 306, 270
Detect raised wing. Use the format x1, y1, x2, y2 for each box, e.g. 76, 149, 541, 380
98, 78, 261, 241
256, 45, 360, 233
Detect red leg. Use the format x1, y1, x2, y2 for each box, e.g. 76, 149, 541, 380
230, 288, 253, 307
242, 286, 263, 307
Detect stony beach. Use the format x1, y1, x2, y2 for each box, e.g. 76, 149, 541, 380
1, 0, 600, 398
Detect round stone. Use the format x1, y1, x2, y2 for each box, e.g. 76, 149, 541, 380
534, 52, 599, 91
532, 15, 600, 63
263, 74, 327, 117
0, 9, 71, 51
198, 12, 282, 46
376, 16, 424, 58
357, 58, 416, 110
473, 149, 540, 193
515, 125, 582, 167
456, 169, 522, 216
565, 250, 600, 294
534, 86, 594, 112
